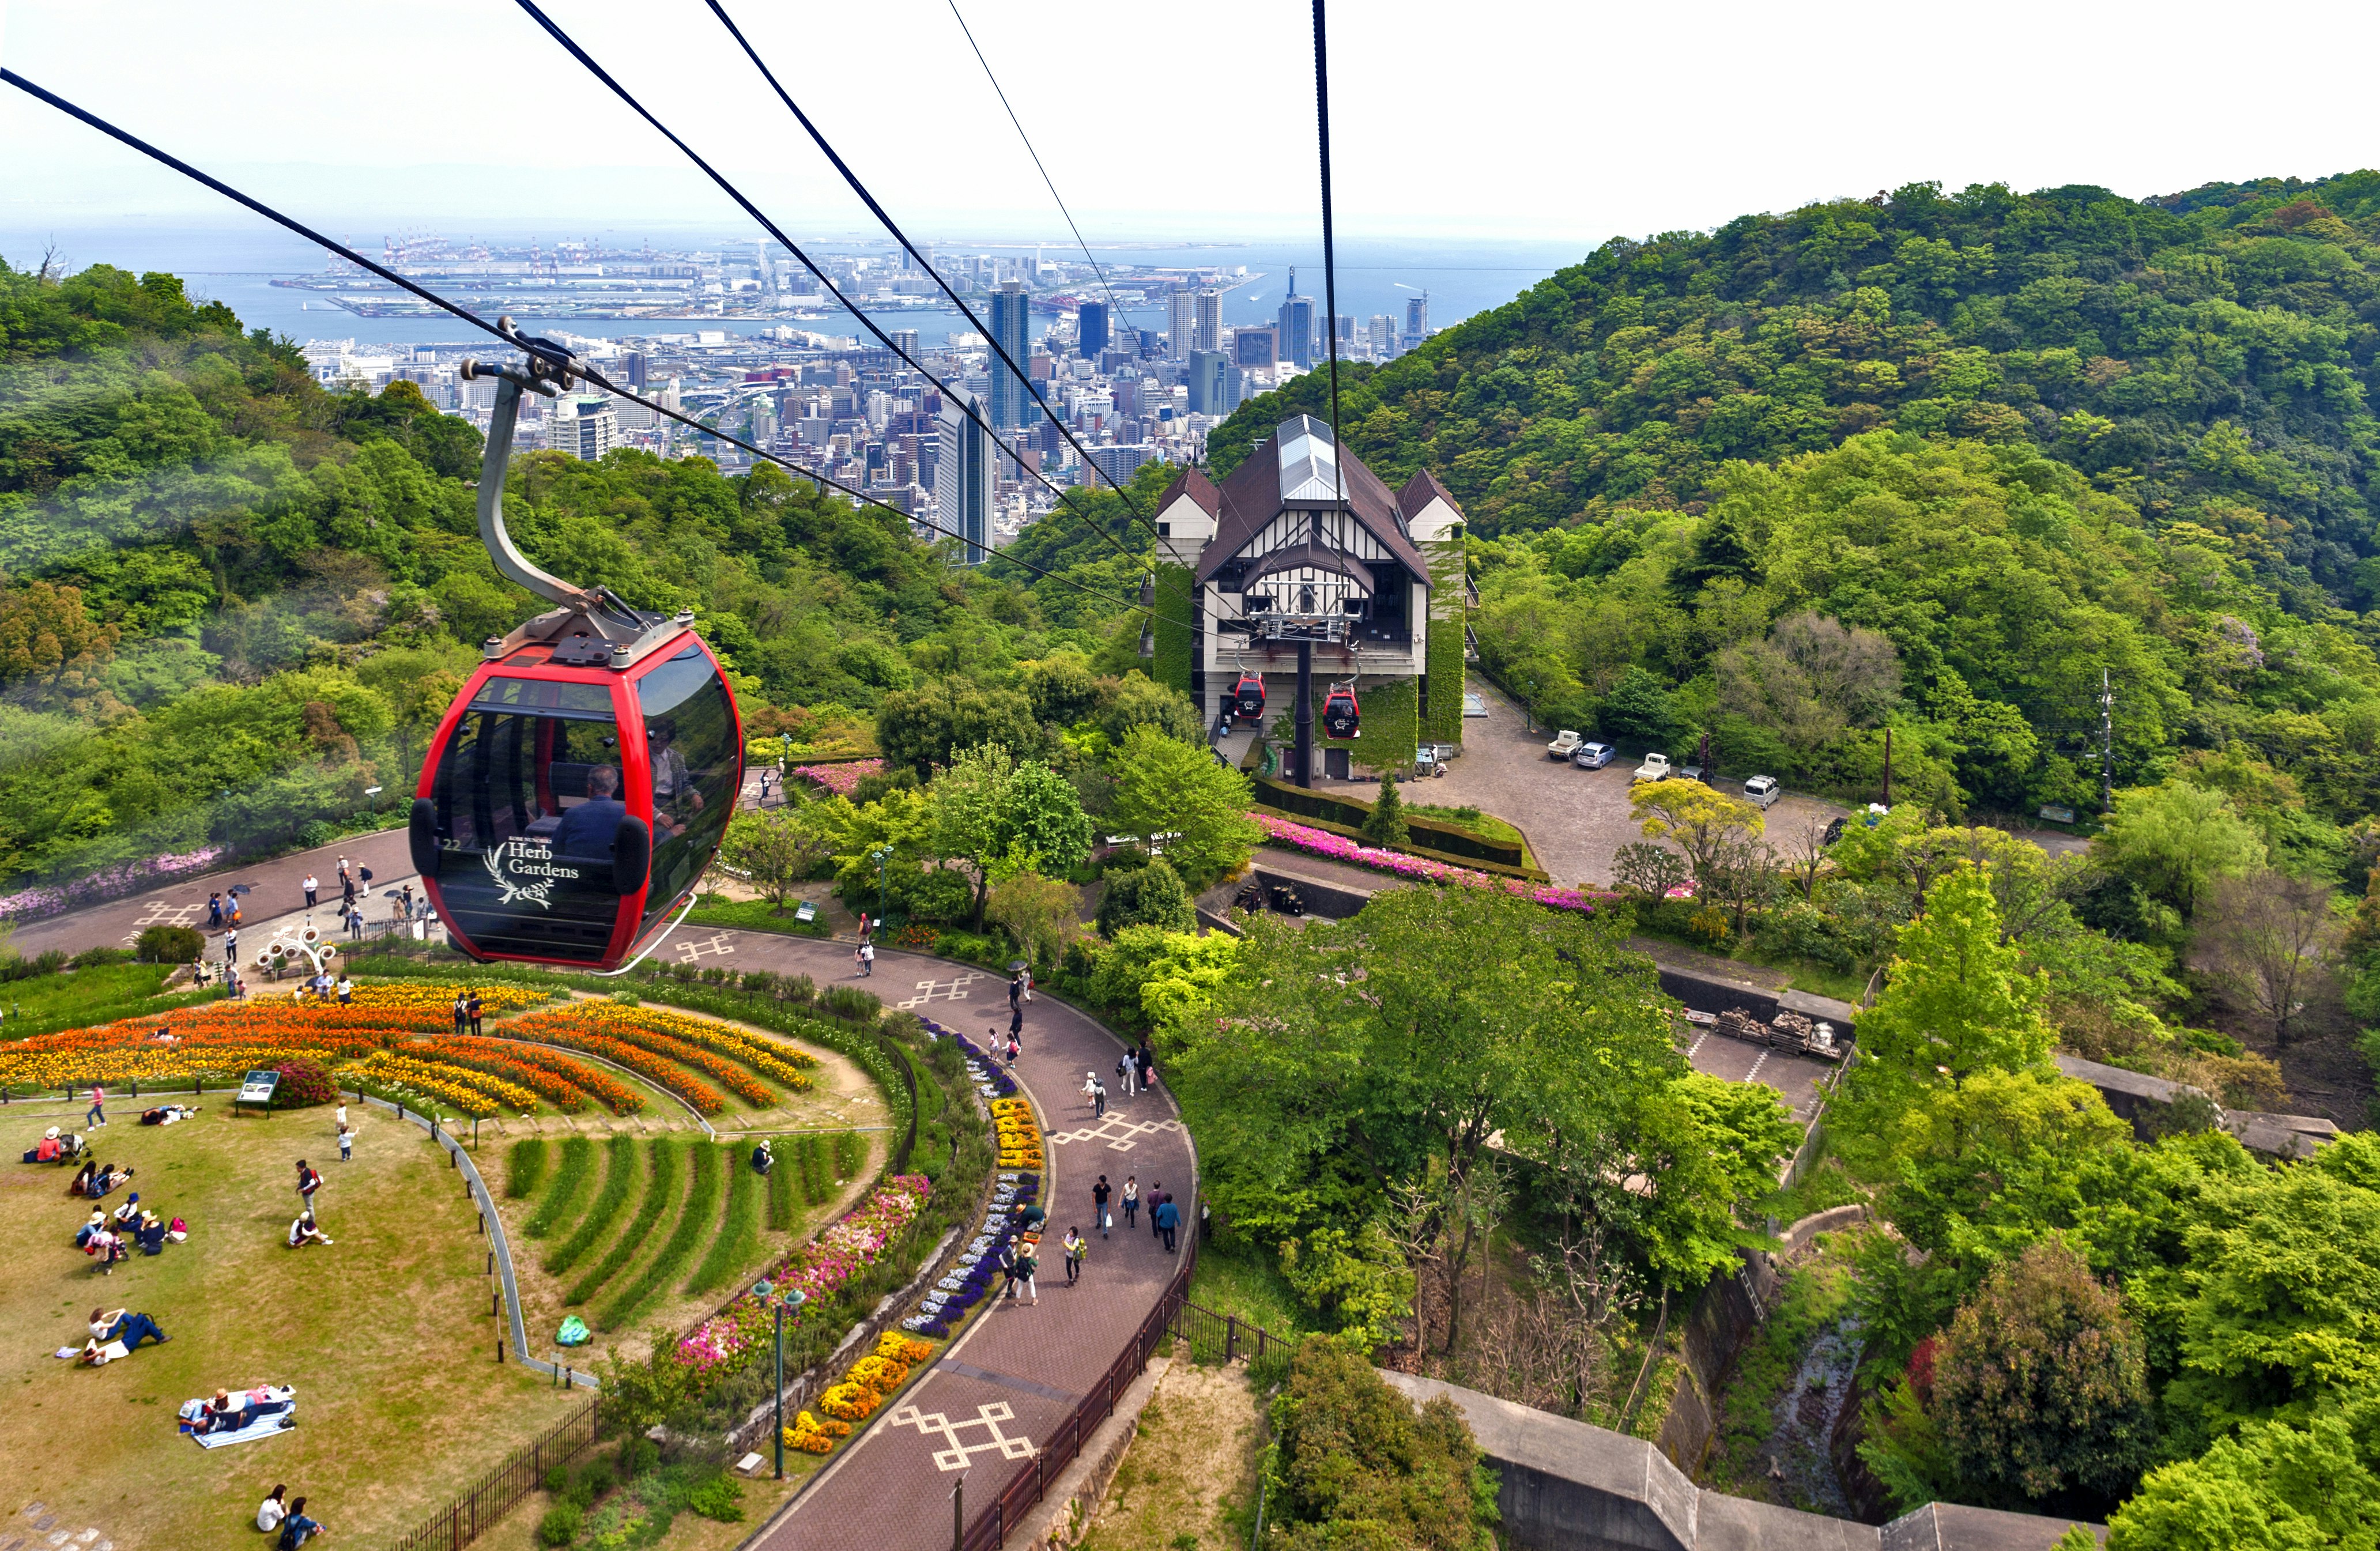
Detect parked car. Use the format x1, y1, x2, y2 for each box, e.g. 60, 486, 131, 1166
1678, 762, 1707, 784
1742, 775, 1781, 809
1631, 752, 1672, 783
1571, 741, 1615, 769
1545, 730, 1582, 760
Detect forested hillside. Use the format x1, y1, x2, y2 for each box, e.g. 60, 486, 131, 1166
1216, 174, 2380, 827
0, 259, 1148, 896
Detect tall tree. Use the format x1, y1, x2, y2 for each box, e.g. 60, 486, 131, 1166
1108, 724, 1261, 888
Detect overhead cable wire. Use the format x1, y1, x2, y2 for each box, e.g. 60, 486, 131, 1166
1311, 0, 1347, 512
937, 0, 1137, 380
0, 66, 1200, 635
511, 0, 1186, 609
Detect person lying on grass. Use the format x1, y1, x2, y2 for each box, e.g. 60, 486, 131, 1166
286, 1211, 334, 1248
68, 1162, 96, 1197
88, 1306, 168, 1352
139, 1104, 199, 1126
192, 1387, 293, 1434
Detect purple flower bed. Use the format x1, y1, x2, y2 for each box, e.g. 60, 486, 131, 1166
907, 1168, 1040, 1337
931, 1019, 1019, 1097
1254, 816, 1619, 916
0, 846, 226, 925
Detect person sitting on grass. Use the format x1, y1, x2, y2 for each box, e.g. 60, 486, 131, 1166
74, 1210, 105, 1249
68, 1161, 97, 1198
88, 1305, 168, 1352
257, 1486, 288, 1535
110, 1190, 143, 1227
276, 1495, 323, 1548
286, 1210, 334, 1248
84, 1227, 125, 1273
136, 1212, 167, 1255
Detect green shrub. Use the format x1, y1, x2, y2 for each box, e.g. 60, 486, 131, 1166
507, 1138, 550, 1200
536, 1503, 582, 1544
1752, 900, 1858, 971
525, 1136, 596, 1237
69, 946, 137, 968
1095, 859, 1195, 937
617, 1435, 659, 1476
135, 924, 205, 964
801, 1133, 831, 1205
545, 1135, 635, 1275
1359, 771, 1410, 847
544, 1463, 569, 1494
1270, 1337, 1499, 1549
578, 1458, 615, 1497
832, 1130, 864, 1180
822, 986, 881, 1021
766, 1142, 798, 1229
684, 1471, 745, 1523
562, 1476, 596, 1510
688, 1146, 762, 1295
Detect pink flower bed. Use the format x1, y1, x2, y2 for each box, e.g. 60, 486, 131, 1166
675, 1173, 931, 1379
790, 760, 883, 798
1254, 814, 1620, 916
0, 846, 227, 924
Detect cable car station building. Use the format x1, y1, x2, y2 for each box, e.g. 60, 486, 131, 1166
1152, 416, 1465, 784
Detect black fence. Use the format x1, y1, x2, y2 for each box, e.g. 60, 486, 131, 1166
1167, 1297, 1289, 1366
391, 1395, 599, 1551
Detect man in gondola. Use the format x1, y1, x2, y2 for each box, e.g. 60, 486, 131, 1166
555, 765, 628, 856
648, 720, 703, 839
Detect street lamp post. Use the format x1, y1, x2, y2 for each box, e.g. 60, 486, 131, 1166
757, 1280, 805, 1480
871, 847, 891, 923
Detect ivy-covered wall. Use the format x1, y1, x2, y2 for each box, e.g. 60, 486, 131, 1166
1323, 675, 1419, 774
1423, 544, 1468, 744
1151, 562, 1196, 696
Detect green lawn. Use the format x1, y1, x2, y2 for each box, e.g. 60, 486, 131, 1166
0, 1103, 580, 1548
0, 963, 226, 1057
1185, 1232, 1311, 1344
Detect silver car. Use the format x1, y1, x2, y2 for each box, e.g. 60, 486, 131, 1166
1570, 741, 1615, 769
1742, 775, 1782, 809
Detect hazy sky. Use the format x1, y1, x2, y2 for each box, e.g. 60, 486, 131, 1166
3, 0, 2377, 250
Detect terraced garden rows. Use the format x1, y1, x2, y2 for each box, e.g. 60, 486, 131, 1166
506, 1130, 869, 1333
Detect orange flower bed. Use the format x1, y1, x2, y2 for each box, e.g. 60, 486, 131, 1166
408, 1036, 648, 1116
510, 1006, 776, 1109
499, 1012, 730, 1116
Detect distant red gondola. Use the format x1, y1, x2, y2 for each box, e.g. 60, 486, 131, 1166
1323, 682, 1361, 739
1232, 670, 1267, 721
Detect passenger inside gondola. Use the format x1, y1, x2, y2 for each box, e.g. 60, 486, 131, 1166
553, 765, 627, 855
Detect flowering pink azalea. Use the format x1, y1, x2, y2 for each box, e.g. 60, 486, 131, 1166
788, 760, 883, 798
674, 1173, 933, 1376
1253, 815, 1621, 916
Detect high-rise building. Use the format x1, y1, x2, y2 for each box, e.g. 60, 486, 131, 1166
1194, 289, 1221, 353
1368, 315, 1394, 358
1232, 326, 1278, 369
1402, 292, 1430, 353
988, 281, 1034, 429
936, 385, 994, 563
889, 328, 920, 360
1187, 350, 1229, 416
1277, 267, 1315, 368
621, 351, 649, 391
1077, 300, 1109, 358
549, 395, 618, 461
1085, 444, 1156, 485
1167, 290, 1197, 357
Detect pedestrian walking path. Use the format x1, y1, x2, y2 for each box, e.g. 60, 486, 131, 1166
10, 890, 1198, 1551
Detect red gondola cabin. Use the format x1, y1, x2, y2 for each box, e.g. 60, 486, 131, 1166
410, 629, 743, 970
1232, 671, 1267, 720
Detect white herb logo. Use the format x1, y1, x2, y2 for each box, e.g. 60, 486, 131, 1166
483, 844, 556, 911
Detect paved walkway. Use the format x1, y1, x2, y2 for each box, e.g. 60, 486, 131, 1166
16, 852, 1193, 1551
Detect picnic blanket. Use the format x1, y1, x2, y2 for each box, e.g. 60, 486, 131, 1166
178, 1386, 296, 1448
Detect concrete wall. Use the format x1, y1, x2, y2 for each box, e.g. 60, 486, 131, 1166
1376, 1372, 2102, 1551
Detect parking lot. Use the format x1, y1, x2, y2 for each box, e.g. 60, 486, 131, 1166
1419, 677, 1850, 888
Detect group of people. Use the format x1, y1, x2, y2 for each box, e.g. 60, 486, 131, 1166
76, 1192, 184, 1266
69, 1158, 133, 1200
257, 1485, 324, 1548
77, 1303, 169, 1365
448, 991, 486, 1036
296, 971, 354, 1002
1089, 1172, 1183, 1251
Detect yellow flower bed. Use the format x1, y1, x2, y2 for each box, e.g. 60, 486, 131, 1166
344, 1052, 538, 1118
346, 983, 553, 1015
993, 1096, 1044, 1169
795, 1333, 940, 1445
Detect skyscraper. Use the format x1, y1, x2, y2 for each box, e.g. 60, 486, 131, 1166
1077, 300, 1109, 358
988, 280, 1033, 430
937, 385, 993, 563
890, 328, 920, 360
1402, 292, 1431, 353
1187, 350, 1229, 416
1368, 315, 1394, 358
1168, 289, 1197, 358
1277, 266, 1315, 369
1194, 290, 1221, 353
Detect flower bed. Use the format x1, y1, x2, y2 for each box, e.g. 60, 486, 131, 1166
929, 1020, 1017, 1099
593, 1004, 817, 1089
906, 1168, 1039, 1339
785, 1332, 934, 1454
346, 1051, 541, 1116
991, 1097, 1043, 1172
1255, 814, 1619, 915
397, 1038, 594, 1114
788, 760, 883, 798
672, 1175, 934, 1390
507, 1006, 780, 1109
0, 847, 225, 924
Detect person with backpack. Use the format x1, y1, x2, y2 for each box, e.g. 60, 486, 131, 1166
861, 941, 876, 977
277, 1495, 324, 1548
296, 1159, 322, 1214
1115, 1052, 1136, 1098
466, 991, 484, 1035
452, 994, 468, 1034
1148, 1182, 1168, 1240
1013, 1242, 1040, 1305
1082, 1071, 1105, 1118
1120, 1175, 1139, 1231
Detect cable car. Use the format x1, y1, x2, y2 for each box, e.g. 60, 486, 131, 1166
1232, 669, 1267, 721
409, 329, 742, 971
1323, 681, 1361, 739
